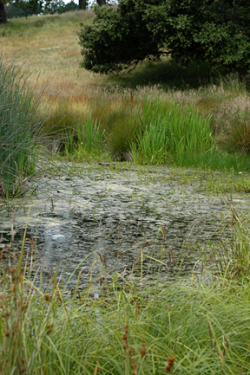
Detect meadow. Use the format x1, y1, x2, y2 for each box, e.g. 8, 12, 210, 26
1, 10, 250, 375
1, 9, 250, 173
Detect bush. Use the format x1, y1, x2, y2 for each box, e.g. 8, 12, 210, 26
79, 0, 250, 75
0, 59, 44, 198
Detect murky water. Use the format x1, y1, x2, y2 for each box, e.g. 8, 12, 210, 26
1, 162, 248, 289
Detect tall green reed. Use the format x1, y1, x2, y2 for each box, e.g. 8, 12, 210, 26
0, 59, 44, 199
77, 116, 104, 154
132, 100, 216, 166
64, 116, 105, 156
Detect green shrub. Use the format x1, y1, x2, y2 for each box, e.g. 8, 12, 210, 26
5, 0, 42, 19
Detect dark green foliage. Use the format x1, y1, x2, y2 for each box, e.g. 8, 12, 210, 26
78, 1, 161, 73
79, 0, 250, 74
5, 0, 78, 19
43, 0, 65, 14
148, 0, 250, 75
58, 1, 79, 13
6, 0, 42, 19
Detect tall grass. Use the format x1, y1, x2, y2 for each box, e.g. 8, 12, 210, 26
42, 92, 250, 170
77, 116, 104, 154
131, 100, 216, 166
0, 59, 44, 199
209, 207, 250, 280
2, 213, 250, 374
220, 107, 250, 155
40, 101, 105, 159
63, 116, 105, 157
131, 100, 250, 171
106, 117, 140, 160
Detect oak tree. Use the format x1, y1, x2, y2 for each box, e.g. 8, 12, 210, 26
79, 0, 250, 75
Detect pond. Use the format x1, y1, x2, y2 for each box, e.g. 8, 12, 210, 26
0, 161, 247, 290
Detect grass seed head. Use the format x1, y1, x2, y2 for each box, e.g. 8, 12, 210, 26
165, 356, 175, 373
139, 343, 147, 357
44, 294, 51, 301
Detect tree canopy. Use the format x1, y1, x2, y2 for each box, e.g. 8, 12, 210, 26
5, 0, 43, 19
78, 0, 250, 75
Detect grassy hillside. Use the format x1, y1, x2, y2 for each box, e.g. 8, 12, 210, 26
0, 10, 101, 90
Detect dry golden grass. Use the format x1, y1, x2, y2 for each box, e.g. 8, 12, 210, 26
0, 10, 107, 101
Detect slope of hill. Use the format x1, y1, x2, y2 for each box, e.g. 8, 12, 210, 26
0, 10, 105, 94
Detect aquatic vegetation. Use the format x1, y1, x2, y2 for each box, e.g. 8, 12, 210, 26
62, 116, 105, 157
131, 100, 216, 166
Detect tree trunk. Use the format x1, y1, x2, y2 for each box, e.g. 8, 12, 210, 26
79, 0, 84, 9
97, 0, 106, 6
0, 1, 7, 24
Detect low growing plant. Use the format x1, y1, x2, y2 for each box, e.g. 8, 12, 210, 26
209, 207, 250, 280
